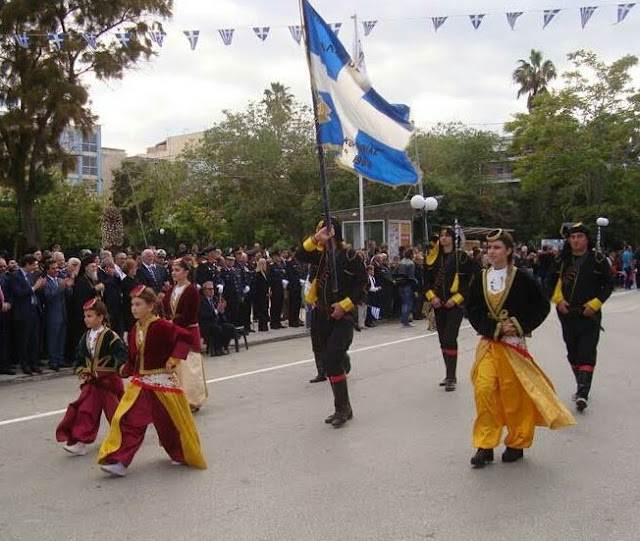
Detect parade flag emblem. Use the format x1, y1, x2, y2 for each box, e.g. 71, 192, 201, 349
184, 30, 200, 50
506, 12, 523, 30
289, 25, 303, 44
362, 20, 378, 36
617, 3, 636, 23
253, 27, 270, 41
82, 33, 98, 49
15, 33, 30, 48
302, 0, 420, 186
543, 9, 561, 28
580, 6, 598, 28
431, 17, 448, 32
116, 32, 131, 47
469, 14, 485, 29
149, 30, 166, 47
47, 32, 65, 50
218, 28, 235, 46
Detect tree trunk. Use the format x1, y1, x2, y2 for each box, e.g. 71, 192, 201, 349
19, 198, 39, 249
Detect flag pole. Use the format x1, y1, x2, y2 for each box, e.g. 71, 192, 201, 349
299, 0, 339, 293
352, 13, 366, 251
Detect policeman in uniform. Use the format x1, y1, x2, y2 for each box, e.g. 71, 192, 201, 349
546, 222, 613, 412
297, 218, 367, 427
424, 226, 472, 391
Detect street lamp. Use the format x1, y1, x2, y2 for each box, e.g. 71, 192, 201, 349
410, 196, 439, 247
596, 217, 609, 251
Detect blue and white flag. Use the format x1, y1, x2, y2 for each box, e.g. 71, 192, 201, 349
218, 28, 235, 46
506, 12, 523, 30
47, 32, 65, 50
362, 20, 377, 36
353, 36, 367, 76
617, 3, 636, 23
370, 306, 381, 320
15, 33, 30, 48
253, 27, 270, 41
431, 17, 448, 32
302, 0, 420, 186
580, 6, 598, 28
543, 9, 561, 28
82, 33, 98, 49
116, 32, 131, 47
329, 22, 342, 35
289, 25, 303, 44
184, 30, 200, 50
469, 14, 485, 29
149, 30, 166, 47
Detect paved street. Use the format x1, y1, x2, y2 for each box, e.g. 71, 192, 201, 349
0, 291, 638, 541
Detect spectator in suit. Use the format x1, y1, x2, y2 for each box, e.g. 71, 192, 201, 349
0, 257, 15, 374
8, 255, 46, 374
286, 250, 304, 327
199, 281, 236, 356
253, 258, 270, 332
100, 257, 124, 337
120, 258, 139, 338
155, 249, 172, 293
136, 249, 162, 294
268, 251, 287, 329
52, 251, 67, 278
42, 259, 73, 371
114, 252, 127, 281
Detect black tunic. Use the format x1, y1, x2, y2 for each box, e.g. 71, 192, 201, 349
424, 249, 472, 303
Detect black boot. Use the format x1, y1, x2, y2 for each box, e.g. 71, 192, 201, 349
470, 448, 494, 467
443, 354, 457, 391
310, 353, 327, 383
501, 447, 524, 463
326, 376, 353, 428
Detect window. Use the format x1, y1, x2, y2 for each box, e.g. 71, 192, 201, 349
82, 133, 98, 153
82, 155, 98, 176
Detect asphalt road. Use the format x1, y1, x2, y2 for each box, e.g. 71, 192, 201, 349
0, 291, 638, 541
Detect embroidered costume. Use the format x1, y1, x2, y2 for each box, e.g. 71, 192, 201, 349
162, 283, 208, 409
97, 317, 207, 470
56, 327, 127, 450
467, 263, 576, 465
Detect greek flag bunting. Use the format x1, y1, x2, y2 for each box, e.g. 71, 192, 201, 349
47, 32, 65, 50
218, 28, 235, 46
431, 17, 448, 32
116, 32, 131, 47
362, 20, 377, 36
617, 3, 636, 23
254, 27, 270, 41
469, 14, 485, 29
15, 33, 30, 48
289, 25, 303, 44
543, 9, 561, 28
506, 12, 523, 30
82, 33, 98, 49
184, 30, 199, 50
580, 6, 598, 28
149, 30, 166, 47
302, 0, 420, 186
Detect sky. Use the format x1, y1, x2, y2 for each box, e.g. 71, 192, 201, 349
86, 0, 640, 155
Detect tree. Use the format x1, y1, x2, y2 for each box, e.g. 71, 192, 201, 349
506, 50, 640, 246
0, 0, 173, 245
513, 49, 558, 111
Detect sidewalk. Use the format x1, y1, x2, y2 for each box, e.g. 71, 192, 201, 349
0, 324, 311, 387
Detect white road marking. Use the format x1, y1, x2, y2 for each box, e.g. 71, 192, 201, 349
0, 326, 465, 428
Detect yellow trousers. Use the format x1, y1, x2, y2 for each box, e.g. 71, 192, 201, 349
472, 345, 537, 449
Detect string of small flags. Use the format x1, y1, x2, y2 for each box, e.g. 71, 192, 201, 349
5, 3, 637, 51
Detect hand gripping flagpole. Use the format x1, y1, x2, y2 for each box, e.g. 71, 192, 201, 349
299, 0, 339, 293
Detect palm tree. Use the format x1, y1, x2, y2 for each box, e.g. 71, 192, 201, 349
262, 82, 294, 122
512, 49, 557, 111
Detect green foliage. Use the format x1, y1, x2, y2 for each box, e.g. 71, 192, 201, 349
512, 49, 558, 111
506, 49, 640, 246
0, 0, 173, 245
37, 178, 101, 250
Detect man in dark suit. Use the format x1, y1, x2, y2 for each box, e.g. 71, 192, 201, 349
136, 249, 163, 294
199, 281, 236, 356
43, 259, 73, 370
268, 251, 287, 329
0, 257, 15, 374
7, 255, 46, 374
285, 250, 304, 327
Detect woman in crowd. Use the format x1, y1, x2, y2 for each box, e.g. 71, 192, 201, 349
120, 258, 139, 340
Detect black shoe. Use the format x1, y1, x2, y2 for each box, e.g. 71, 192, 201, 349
0, 368, 16, 375
470, 448, 494, 467
214, 349, 223, 356
309, 374, 327, 383
324, 409, 354, 424
439, 377, 457, 387
32, 366, 43, 374
47, 364, 60, 372
444, 379, 456, 392
330, 408, 353, 428
502, 447, 524, 463
576, 397, 588, 412
22, 367, 33, 375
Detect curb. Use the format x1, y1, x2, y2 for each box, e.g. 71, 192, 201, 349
0, 328, 311, 387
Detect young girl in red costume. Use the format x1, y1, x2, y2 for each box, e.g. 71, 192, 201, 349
56, 299, 127, 456
98, 285, 207, 477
